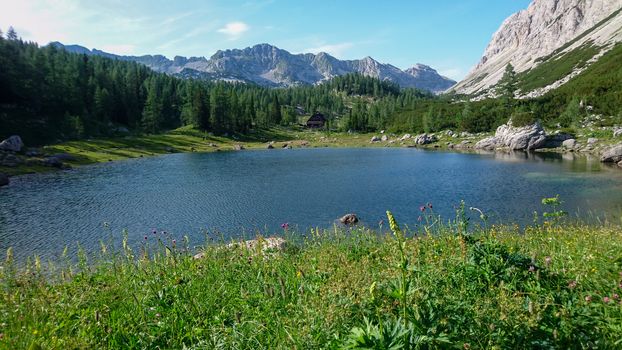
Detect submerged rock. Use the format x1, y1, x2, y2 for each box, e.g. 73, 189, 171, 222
0, 135, 24, 152
475, 121, 546, 151
339, 213, 359, 225
601, 143, 622, 163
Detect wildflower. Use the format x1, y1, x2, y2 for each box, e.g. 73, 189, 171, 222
428, 202, 433, 209
417, 216, 422, 222
568, 280, 577, 289
155, 313, 161, 318
419, 206, 426, 212
528, 265, 535, 272
172, 239, 176, 245
144, 236, 148, 240
603, 297, 611, 303
152, 229, 157, 234
463, 343, 471, 350
613, 293, 620, 300
585, 295, 592, 302
544, 256, 552, 267
280, 222, 289, 230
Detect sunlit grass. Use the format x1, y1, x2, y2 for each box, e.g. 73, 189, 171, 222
1, 213, 621, 349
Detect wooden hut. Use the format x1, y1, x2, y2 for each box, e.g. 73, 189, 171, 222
306, 113, 326, 128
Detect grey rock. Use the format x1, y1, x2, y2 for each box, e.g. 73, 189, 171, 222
587, 138, 599, 145
370, 136, 381, 143
452, 0, 622, 95
601, 143, 622, 163
339, 213, 359, 225
475, 121, 547, 150
562, 139, 577, 149
266, 144, 274, 149
381, 135, 388, 142
0, 173, 9, 187
618, 160, 622, 168
414, 133, 438, 145
0, 135, 24, 152
614, 128, 622, 138
400, 134, 412, 141
233, 144, 245, 151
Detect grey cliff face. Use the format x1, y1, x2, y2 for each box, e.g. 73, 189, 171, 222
453, 0, 622, 95
49, 42, 455, 93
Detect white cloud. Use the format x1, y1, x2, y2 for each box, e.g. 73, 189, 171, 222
217, 21, 249, 39
304, 42, 354, 58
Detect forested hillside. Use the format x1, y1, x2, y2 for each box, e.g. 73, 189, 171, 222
1, 30, 621, 146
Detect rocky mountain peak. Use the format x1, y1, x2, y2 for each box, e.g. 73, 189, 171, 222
453, 0, 622, 95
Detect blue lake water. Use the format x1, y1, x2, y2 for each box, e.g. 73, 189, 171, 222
1, 148, 622, 261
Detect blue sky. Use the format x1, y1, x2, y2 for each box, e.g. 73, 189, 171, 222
2, 0, 532, 80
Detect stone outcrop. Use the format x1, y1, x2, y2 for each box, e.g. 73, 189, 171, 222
452, 0, 622, 95
413, 133, 438, 145
562, 139, 578, 149
475, 122, 547, 150
601, 143, 622, 163
0, 135, 24, 152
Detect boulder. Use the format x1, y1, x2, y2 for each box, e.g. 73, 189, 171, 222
614, 128, 622, 138
400, 134, 412, 141
381, 135, 388, 142
233, 144, 245, 151
370, 136, 381, 143
266, 144, 274, 149
475, 121, 547, 151
0, 135, 24, 152
413, 133, 438, 145
618, 160, 622, 168
339, 213, 359, 225
194, 237, 288, 259
446, 130, 454, 137
562, 139, 577, 149
587, 138, 599, 145
460, 132, 473, 138
601, 143, 622, 163
0, 173, 9, 187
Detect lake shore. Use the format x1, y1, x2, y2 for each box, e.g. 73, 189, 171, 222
2, 217, 621, 348
2, 125, 620, 178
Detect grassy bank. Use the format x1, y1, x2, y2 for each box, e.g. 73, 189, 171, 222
2, 213, 622, 349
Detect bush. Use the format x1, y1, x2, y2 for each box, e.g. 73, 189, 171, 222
510, 111, 537, 127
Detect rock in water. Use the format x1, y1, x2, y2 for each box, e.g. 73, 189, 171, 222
339, 213, 359, 225
0, 135, 24, 152
476, 121, 547, 150
0, 173, 9, 187
601, 143, 622, 163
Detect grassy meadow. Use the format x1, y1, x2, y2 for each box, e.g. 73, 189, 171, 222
1, 208, 622, 349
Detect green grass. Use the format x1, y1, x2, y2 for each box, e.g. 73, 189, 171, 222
519, 44, 601, 93
1, 211, 621, 349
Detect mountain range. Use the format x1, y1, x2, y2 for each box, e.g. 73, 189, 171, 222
50, 42, 456, 93
452, 0, 622, 97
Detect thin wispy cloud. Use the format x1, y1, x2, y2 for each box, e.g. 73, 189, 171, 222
217, 21, 249, 39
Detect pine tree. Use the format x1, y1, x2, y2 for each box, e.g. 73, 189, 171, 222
6, 26, 18, 41
142, 79, 163, 133
498, 63, 517, 109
